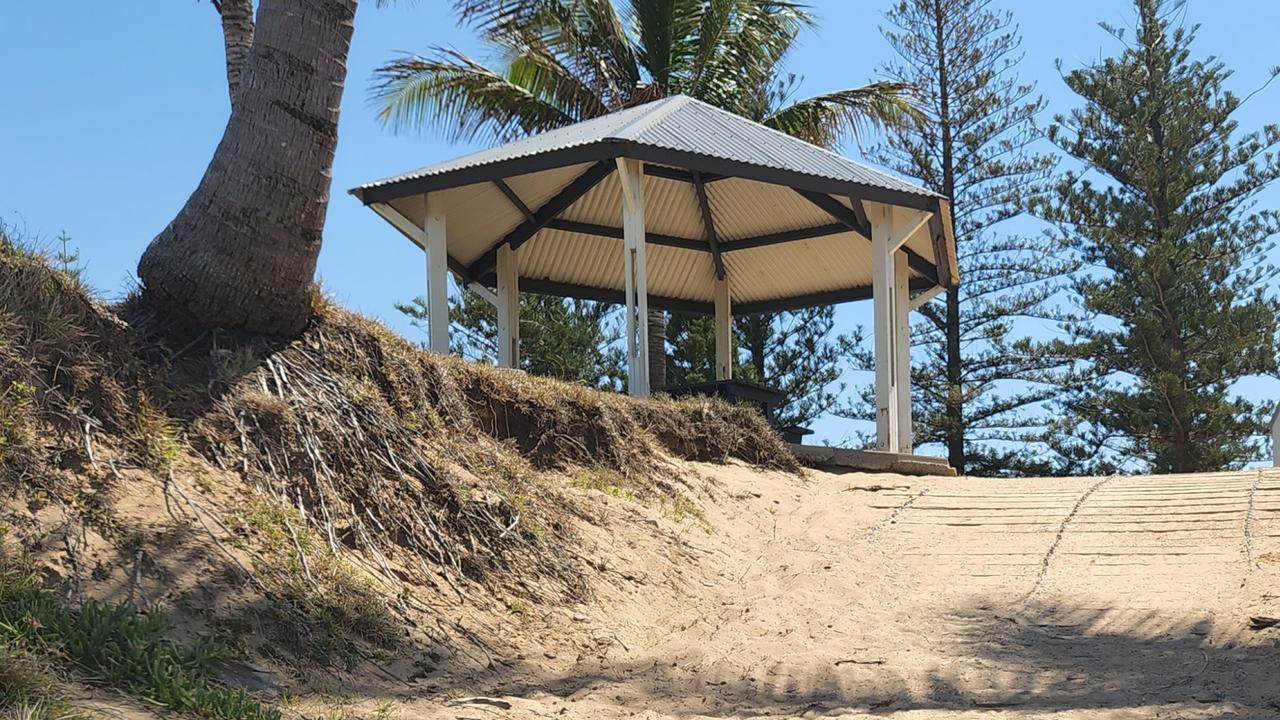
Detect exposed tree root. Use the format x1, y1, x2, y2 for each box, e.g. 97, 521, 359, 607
0, 231, 796, 675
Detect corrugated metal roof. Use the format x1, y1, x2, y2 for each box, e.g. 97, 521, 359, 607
354, 95, 937, 199
355, 95, 958, 313
707, 177, 840, 241
519, 230, 717, 302
729, 232, 875, 304
562, 172, 706, 241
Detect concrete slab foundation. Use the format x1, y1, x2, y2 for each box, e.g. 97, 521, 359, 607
788, 444, 957, 477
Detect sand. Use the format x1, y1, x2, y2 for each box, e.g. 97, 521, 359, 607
47, 459, 1275, 718
352, 464, 1280, 719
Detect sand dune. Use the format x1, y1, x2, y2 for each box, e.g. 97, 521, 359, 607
384, 464, 1280, 719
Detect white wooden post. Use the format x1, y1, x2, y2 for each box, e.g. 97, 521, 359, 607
1272, 403, 1280, 467
496, 244, 519, 368
894, 251, 912, 454
617, 158, 650, 396
714, 277, 732, 380
424, 194, 450, 354
871, 205, 901, 452
871, 205, 930, 454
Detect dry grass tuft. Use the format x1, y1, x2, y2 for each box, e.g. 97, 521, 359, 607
458, 353, 797, 476
631, 395, 798, 469
460, 362, 667, 477
0, 645, 73, 719
0, 229, 148, 483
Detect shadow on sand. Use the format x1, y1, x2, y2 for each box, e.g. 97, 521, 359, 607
472, 599, 1280, 717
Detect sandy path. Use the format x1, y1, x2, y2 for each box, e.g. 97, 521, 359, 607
392, 466, 1280, 719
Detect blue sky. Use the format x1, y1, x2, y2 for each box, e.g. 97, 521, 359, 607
3, 1, 1279, 451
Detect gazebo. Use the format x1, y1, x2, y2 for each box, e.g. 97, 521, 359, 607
351, 95, 957, 455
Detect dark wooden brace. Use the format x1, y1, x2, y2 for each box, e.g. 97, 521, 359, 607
493, 178, 535, 222
465, 156, 947, 312
692, 170, 725, 280
543, 219, 707, 252
643, 165, 731, 184
794, 189, 940, 285
543, 219, 858, 254
467, 159, 615, 278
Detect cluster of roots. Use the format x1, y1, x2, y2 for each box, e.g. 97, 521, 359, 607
0, 230, 796, 627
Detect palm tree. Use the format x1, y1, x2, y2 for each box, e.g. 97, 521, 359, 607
373, 0, 917, 385
210, 0, 255, 110
138, 0, 359, 336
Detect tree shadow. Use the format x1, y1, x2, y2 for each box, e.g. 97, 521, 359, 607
476, 599, 1280, 717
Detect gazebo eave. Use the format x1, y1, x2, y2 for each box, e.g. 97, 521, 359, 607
355, 138, 944, 227
353, 140, 957, 292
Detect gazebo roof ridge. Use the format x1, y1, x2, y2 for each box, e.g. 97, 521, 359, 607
352, 95, 942, 204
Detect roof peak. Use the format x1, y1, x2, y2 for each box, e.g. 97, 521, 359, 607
608, 94, 694, 139
354, 92, 938, 202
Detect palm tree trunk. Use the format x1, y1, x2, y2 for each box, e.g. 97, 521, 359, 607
138, 0, 357, 336
212, 0, 255, 109
647, 310, 666, 390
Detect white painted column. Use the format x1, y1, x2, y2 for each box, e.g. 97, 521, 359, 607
714, 277, 732, 380
894, 251, 912, 454
1272, 404, 1280, 467
424, 193, 450, 354
495, 244, 519, 368
871, 205, 930, 454
617, 158, 650, 396
371, 202, 496, 306
871, 205, 901, 452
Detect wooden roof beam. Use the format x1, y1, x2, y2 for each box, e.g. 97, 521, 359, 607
692, 170, 725, 280
796, 188, 940, 285
467, 160, 615, 279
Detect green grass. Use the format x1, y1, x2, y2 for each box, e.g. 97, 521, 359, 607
665, 494, 703, 523
0, 380, 38, 478
131, 399, 185, 472
569, 469, 640, 502
0, 545, 279, 720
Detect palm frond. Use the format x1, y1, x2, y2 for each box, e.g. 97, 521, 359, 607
627, 0, 698, 87
451, 0, 560, 32
763, 82, 921, 149
689, 0, 736, 83
687, 0, 812, 108
571, 0, 641, 104
371, 47, 576, 142
506, 40, 611, 119
550, 0, 645, 107
479, 0, 639, 110
376, 0, 905, 155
